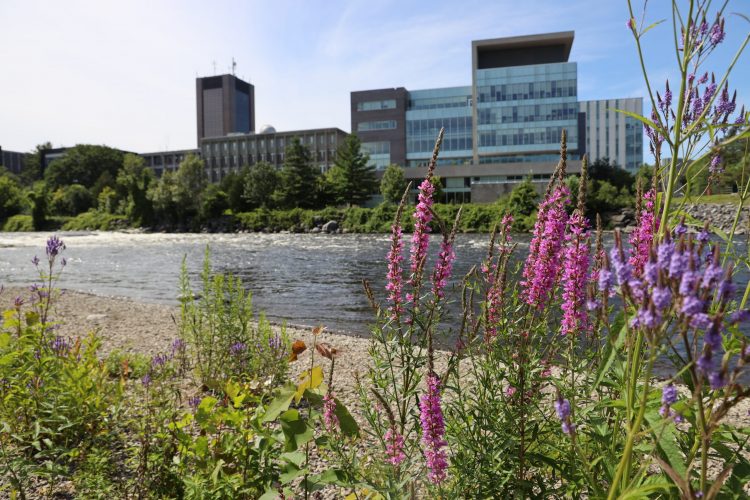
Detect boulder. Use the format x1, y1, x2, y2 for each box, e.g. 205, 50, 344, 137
310, 227, 321, 234
322, 220, 339, 233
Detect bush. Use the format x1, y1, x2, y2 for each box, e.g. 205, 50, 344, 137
2, 214, 33, 232
50, 183, 94, 216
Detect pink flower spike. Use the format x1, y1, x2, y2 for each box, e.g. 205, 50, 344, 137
385, 427, 406, 466
560, 211, 591, 336
420, 373, 448, 484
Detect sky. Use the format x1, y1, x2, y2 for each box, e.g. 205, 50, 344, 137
1, 0, 748, 155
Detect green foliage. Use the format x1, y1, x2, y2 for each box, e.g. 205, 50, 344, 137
0, 173, 26, 220
43, 144, 124, 191
380, 163, 407, 205
61, 210, 129, 230
221, 167, 251, 213
2, 214, 33, 232
179, 247, 290, 389
19, 142, 51, 186
325, 134, 377, 206
116, 153, 155, 226
148, 154, 207, 225
244, 161, 279, 209
50, 183, 94, 216
506, 176, 539, 217
29, 182, 48, 230
200, 184, 229, 221
276, 138, 320, 209
588, 157, 635, 191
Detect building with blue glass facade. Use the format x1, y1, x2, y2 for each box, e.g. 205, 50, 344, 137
352, 31, 642, 203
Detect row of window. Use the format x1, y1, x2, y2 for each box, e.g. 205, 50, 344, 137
356, 99, 397, 111
406, 116, 472, 135
478, 126, 577, 148
478, 103, 579, 125
357, 120, 398, 132
407, 96, 471, 111
205, 150, 335, 169
477, 79, 577, 103
202, 135, 338, 156
361, 141, 390, 155
478, 153, 579, 164
406, 157, 472, 168
407, 137, 473, 154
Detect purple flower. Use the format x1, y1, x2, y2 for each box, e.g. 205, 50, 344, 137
679, 270, 698, 296
385, 222, 405, 320
385, 427, 406, 466
561, 212, 590, 336
598, 269, 613, 295
629, 189, 658, 276
431, 240, 456, 300
681, 295, 704, 315
13, 296, 24, 308
652, 287, 671, 310
644, 260, 659, 286
50, 336, 70, 356
701, 263, 723, 288
709, 154, 722, 175
610, 247, 632, 286
662, 384, 678, 406
637, 307, 660, 329
323, 392, 339, 431
709, 20, 725, 46
522, 184, 570, 308
171, 338, 186, 355
554, 397, 575, 435
728, 309, 750, 324
151, 353, 168, 369
141, 373, 152, 388
46, 235, 65, 260
673, 222, 687, 237
229, 342, 247, 356
690, 313, 712, 330
409, 178, 435, 289
420, 373, 448, 484
697, 229, 711, 244
657, 240, 675, 270
697, 351, 713, 374
668, 251, 688, 280
659, 81, 672, 113
709, 371, 726, 390
704, 324, 722, 351
188, 396, 202, 410
32, 256, 40, 266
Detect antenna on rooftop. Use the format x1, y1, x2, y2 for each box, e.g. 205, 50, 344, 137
212, 60, 217, 75
232, 57, 237, 75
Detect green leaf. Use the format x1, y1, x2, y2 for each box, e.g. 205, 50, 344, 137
645, 409, 687, 479
259, 489, 281, 500
263, 385, 296, 423
638, 19, 666, 37
280, 409, 313, 451
334, 397, 359, 438
594, 321, 627, 389
0, 332, 11, 348
279, 463, 306, 484
295, 366, 324, 403
280, 451, 305, 468
210, 458, 225, 485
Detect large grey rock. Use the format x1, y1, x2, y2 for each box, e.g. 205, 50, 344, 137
322, 220, 339, 233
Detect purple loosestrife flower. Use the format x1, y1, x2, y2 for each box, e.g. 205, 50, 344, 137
384, 427, 406, 466
385, 222, 406, 320
561, 212, 590, 336
420, 373, 448, 484
629, 189, 658, 277
431, 240, 455, 300
323, 392, 339, 431
522, 184, 570, 308
409, 178, 435, 287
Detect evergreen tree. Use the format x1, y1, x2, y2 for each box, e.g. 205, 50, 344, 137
325, 134, 377, 206
244, 161, 279, 209
380, 163, 407, 204
116, 154, 155, 226
277, 138, 318, 208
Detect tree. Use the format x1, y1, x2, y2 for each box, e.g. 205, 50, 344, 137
588, 157, 634, 192
116, 154, 155, 226
0, 174, 25, 220
276, 138, 319, 208
20, 142, 52, 185
380, 164, 407, 204
200, 184, 229, 220
43, 144, 124, 192
244, 161, 279, 209
29, 182, 49, 230
325, 134, 377, 206
148, 154, 207, 225
507, 177, 539, 216
221, 167, 251, 213
50, 184, 94, 216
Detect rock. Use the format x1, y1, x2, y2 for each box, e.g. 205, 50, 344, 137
86, 313, 108, 322
322, 220, 339, 233
310, 227, 321, 234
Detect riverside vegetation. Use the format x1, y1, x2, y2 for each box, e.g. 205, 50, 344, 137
3, 1, 750, 498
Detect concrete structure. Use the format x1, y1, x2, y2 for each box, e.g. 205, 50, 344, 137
196, 74, 255, 143
351, 31, 641, 202
0, 147, 25, 175
141, 149, 200, 177
200, 127, 348, 183
580, 98, 643, 171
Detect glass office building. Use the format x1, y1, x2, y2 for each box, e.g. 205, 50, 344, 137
580, 97, 643, 171
351, 31, 643, 203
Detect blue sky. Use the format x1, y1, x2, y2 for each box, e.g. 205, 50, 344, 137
1, 0, 748, 155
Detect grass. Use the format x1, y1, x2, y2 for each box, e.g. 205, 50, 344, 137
677, 193, 743, 205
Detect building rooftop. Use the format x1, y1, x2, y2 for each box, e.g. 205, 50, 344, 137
472, 31, 575, 69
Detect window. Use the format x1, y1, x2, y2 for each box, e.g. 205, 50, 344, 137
357, 120, 397, 132
357, 99, 397, 111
